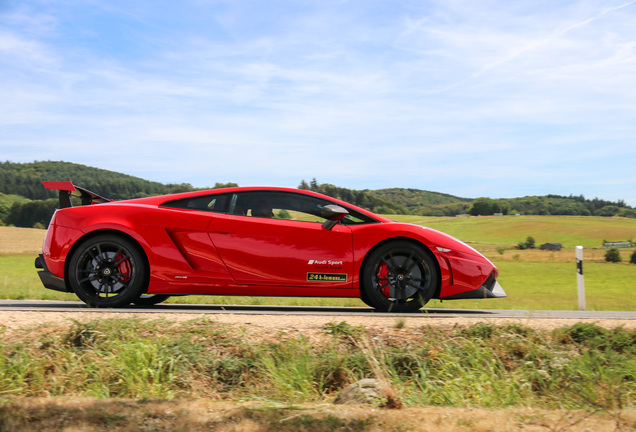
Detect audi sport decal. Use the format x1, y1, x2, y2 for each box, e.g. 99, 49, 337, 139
308, 259, 343, 266
307, 259, 344, 273
307, 273, 347, 282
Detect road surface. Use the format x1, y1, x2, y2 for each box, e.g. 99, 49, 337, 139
1, 300, 635, 319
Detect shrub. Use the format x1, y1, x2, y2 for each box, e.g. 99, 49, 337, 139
276, 209, 292, 219
631, 249, 636, 265
517, 236, 536, 250
559, 322, 607, 345
324, 321, 363, 338
605, 247, 622, 263
460, 322, 494, 339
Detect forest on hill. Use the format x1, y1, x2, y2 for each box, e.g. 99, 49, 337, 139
1, 161, 635, 228
0, 160, 196, 200
368, 189, 635, 218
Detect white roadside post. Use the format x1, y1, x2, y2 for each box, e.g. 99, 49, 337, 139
576, 246, 585, 311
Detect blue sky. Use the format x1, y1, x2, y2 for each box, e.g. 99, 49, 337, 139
2, 0, 636, 205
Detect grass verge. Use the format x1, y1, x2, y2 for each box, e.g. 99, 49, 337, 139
1, 318, 634, 407
1, 318, 635, 430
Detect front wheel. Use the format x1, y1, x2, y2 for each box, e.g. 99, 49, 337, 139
361, 241, 438, 312
68, 234, 148, 308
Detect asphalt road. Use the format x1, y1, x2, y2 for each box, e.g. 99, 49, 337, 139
1, 300, 635, 319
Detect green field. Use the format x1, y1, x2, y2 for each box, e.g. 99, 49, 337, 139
2, 215, 635, 310
390, 214, 636, 248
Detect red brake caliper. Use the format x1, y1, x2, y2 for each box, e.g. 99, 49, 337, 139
115, 252, 131, 283
377, 262, 391, 297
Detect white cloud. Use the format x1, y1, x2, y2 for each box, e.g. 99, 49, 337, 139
1, 0, 636, 205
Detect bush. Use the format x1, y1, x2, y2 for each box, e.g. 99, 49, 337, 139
276, 209, 292, 219
631, 249, 636, 265
559, 322, 607, 344
517, 236, 536, 250
605, 247, 622, 263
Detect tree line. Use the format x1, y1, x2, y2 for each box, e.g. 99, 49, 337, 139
298, 179, 408, 215
467, 196, 636, 218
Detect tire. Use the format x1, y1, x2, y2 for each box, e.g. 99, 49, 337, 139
360, 241, 438, 312
68, 234, 148, 308
132, 294, 171, 306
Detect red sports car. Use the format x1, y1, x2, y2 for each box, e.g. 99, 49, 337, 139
35, 181, 506, 311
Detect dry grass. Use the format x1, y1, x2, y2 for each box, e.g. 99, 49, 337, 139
0, 226, 45, 255
1, 398, 634, 432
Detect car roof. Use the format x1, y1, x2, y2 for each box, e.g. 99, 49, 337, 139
115, 186, 391, 222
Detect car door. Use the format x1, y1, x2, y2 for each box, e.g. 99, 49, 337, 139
158, 193, 236, 287
208, 191, 354, 289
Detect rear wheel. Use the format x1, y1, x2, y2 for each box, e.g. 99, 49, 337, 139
68, 234, 148, 308
361, 241, 438, 312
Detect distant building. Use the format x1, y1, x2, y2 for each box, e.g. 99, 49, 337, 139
540, 242, 562, 251
603, 242, 632, 248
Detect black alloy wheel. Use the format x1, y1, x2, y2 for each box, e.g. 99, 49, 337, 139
68, 234, 148, 308
361, 241, 438, 312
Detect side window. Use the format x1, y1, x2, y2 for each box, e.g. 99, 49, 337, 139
231, 191, 376, 224
161, 194, 231, 213
232, 191, 331, 222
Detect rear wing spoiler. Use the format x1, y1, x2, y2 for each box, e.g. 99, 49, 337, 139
42, 181, 113, 209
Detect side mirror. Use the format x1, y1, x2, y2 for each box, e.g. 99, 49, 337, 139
321, 205, 349, 230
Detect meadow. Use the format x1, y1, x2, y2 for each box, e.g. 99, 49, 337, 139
392, 214, 636, 249
2, 215, 635, 310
